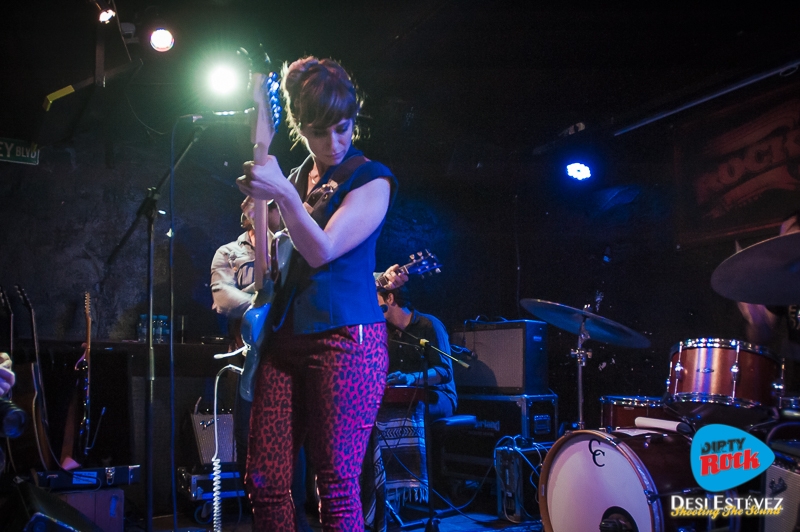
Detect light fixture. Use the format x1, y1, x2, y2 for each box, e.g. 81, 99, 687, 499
207, 65, 241, 96
150, 27, 175, 52
566, 162, 592, 181
89, 0, 116, 23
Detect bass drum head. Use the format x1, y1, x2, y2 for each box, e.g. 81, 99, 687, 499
540, 430, 739, 532
540, 430, 660, 532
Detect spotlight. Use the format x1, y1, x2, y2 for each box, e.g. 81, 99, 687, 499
150, 27, 175, 52
566, 162, 592, 181
207, 65, 242, 96
89, 0, 116, 23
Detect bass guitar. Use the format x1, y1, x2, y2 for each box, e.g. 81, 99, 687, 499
237, 47, 290, 402
375, 250, 442, 289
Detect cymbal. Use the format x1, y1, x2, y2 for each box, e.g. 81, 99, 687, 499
520, 298, 651, 348
711, 232, 800, 306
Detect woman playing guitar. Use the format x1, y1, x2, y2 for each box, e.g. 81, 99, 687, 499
237, 56, 398, 531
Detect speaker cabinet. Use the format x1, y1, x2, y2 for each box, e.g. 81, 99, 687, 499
451, 320, 548, 395
0, 481, 102, 532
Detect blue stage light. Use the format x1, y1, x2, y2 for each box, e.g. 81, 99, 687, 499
566, 162, 591, 180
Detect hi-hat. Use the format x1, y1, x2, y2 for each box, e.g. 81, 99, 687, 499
520, 298, 651, 348
711, 232, 800, 306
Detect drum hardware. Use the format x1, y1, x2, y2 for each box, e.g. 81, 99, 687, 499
570, 316, 592, 429
520, 299, 650, 431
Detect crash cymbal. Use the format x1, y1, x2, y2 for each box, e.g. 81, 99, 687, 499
520, 298, 651, 348
711, 232, 800, 306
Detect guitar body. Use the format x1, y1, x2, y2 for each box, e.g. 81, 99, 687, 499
239, 283, 273, 402
238, 231, 293, 401
11, 286, 57, 472
6, 362, 56, 472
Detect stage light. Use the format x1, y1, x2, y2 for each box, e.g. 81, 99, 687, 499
207, 65, 241, 96
566, 162, 592, 180
150, 28, 175, 52
89, 0, 116, 23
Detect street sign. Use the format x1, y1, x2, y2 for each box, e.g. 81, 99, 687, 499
0, 138, 39, 165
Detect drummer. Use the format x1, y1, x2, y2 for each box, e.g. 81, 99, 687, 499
736, 209, 800, 384
376, 280, 457, 419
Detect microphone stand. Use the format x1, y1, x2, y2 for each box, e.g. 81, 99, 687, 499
391, 332, 467, 532
419, 342, 439, 532
103, 125, 205, 532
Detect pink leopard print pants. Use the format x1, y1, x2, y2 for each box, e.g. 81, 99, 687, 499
247, 322, 388, 531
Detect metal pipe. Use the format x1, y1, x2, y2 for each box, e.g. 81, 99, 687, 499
614, 58, 800, 136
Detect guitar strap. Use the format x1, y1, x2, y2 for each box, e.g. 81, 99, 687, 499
302, 155, 369, 220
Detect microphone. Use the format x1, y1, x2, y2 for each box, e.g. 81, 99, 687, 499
450, 344, 476, 360
379, 304, 388, 313
180, 109, 254, 126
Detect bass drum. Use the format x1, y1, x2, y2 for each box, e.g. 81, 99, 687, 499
539, 430, 740, 532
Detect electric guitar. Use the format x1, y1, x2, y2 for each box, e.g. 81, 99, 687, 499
77, 292, 92, 458
238, 46, 290, 402
0, 286, 13, 356
374, 250, 443, 289
15, 285, 57, 471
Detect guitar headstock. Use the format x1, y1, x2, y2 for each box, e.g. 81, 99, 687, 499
0, 285, 10, 315
84, 292, 91, 320
404, 250, 442, 277
238, 44, 282, 158
15, 285, 33, 313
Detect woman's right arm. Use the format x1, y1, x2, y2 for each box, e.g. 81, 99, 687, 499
238, 157, 391, 268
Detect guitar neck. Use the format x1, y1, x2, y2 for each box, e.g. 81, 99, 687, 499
251, 72, 275, 293
253, 199, 269, 291
0, 287, 12, 355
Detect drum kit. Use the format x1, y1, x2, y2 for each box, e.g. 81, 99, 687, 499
519, 230, 800, 532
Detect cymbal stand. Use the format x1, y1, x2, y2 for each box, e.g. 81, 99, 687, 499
569, 314, 592, 430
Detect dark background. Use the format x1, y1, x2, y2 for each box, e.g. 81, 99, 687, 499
2, 1, 799, 430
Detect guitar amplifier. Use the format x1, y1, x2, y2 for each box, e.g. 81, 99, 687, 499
763, 440, 800, 532
451, 320, 548, 395
189, 412, 237, 465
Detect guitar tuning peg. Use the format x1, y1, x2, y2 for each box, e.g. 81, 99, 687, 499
409, 254, 414, 260
435, 268, 441, 274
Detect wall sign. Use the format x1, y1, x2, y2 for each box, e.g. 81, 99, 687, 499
0, 137, 39, 165
674, 80, 800, 246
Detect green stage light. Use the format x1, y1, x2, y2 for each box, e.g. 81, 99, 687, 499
207, 64, 241, 96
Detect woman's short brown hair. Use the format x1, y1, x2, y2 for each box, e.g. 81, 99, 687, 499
281, 56, 362, 142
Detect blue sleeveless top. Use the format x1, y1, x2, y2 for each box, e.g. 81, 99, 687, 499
281, 145, 397, 335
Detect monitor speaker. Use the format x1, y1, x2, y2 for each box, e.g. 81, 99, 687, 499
451, 320, 548, 395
